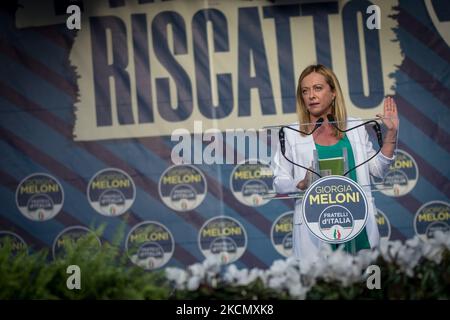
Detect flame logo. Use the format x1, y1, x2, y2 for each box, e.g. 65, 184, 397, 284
333, 228, 341, 240
221, 253, 228, 264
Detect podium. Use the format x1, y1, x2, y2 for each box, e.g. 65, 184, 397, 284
264, 117, 399, 248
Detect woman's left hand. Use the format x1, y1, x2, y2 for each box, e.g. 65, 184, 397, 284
377, 96, 399, 132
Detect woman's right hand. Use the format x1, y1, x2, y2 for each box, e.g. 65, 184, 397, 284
296, 168, 313, 190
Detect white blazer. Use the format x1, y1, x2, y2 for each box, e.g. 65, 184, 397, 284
271, 117, 394, 263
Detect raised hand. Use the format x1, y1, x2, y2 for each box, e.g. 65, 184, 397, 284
377, 96, 399, 132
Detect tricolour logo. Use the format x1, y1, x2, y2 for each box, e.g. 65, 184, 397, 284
198, 217, 247, 264
87, 168, 136, 216
270, 211, 293, 258
414, 201, 449, 241
301, 175, 368, 244
371, 149, 418, 197
16, 173, 64, 221
158, 164, 207, 212
126, 221, 174, 270
230, 159, 274, 207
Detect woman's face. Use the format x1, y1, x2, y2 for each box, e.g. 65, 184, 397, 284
300, 72, 336, 118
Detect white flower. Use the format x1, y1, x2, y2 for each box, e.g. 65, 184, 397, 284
188, 263, 205, 279
269, 259, 288, 276
287, 283, 309, 300
164, 231, 450, 298
405, 236, 421, 249
248, 268, 263, 283
356, 248, 379, 267
202, 255, 221, 274
165, 267, 188, 289
223, 264, 239, 284
394, 237, 423, 276
187, 276, 201, 291
267, 275, 286, 290
421, 242, 442, 264
324, 250, 356, 284
380, 240, 402, 262
222, 264, 259, 286
434, 230, 450, 249
237, 268, 259, 286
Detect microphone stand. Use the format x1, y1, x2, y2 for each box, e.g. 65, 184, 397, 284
279, 118, 324, 178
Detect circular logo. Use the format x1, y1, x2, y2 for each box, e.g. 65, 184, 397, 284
271, 211, 293, 258
301, 175, 368, 244
87, 168, 136, 216
0, 231, 27, 255
230, 159, 274, 207
52, 226, 101, 259
414, 201, 449, 241
371, 149, 419, 197
159, 165, 207, 212
198, 217, 247, 264
16, 173, 64, 221
375, 209, 391, 240
425, 0, 450, 47
126, 221, 174, 270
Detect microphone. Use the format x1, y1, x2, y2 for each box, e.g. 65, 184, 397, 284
279, 127, 286, 155
326, 114, 338, 127
372, 122, 383, 148
327, 114, 349, 134
311, 117, 324, 134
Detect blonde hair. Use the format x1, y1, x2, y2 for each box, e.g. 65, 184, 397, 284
296, 64, 347, 138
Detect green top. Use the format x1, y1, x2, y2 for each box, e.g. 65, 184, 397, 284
315, 134, 371, 254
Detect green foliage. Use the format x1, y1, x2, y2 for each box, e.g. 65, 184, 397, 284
0, 227, 170, 300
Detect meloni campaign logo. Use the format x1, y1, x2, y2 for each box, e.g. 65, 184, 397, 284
0, 231, 27, 255
52, 226, 101, 259
126, 221, 174, 270
87, 168, 136, 216
230, 159, 274, 207
198, 217, 247, 264
371, 149, 418, 197
301, 176, 368, 244
271, 211, 293, 258
159, 164, 207, 212
16, 173, 64, 221
414, 201, 449, 241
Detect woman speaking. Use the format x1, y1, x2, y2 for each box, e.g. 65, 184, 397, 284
272, 64, 399, 263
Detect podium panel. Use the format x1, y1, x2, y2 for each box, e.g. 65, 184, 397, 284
265, 117, 399, 246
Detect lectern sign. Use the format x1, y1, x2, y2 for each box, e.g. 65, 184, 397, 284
302, 176, 369, 244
